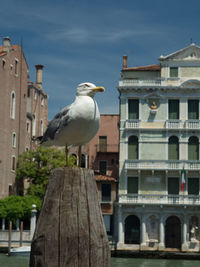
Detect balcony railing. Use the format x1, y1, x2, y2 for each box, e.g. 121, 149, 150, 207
96, 144, 119, 153
125, 120, 141, 129
119, 79, 161, 87
119, 194, 200, 205
166, 120, 182, 129
125, 160, 200, 171
185, 120, 200, 129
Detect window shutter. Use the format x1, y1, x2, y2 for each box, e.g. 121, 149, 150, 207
168, 136, 179, 160
169, 100, 179, 120
188, 137, 199, 160
128, 136, 138, 159
128, 99, 139, 119
188, 178, 199, 195
188, 100, 199, 120
168, 178, 179, 194
128, 177, 138, 194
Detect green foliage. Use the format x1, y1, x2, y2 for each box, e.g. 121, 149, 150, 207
16, 147, 75, 199
0, 195, 41, 222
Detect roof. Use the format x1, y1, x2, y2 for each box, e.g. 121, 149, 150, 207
123, 64, 161, 71
0, 45, 20, 57
95, 174, 117, 182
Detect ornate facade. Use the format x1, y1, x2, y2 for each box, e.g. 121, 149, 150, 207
117, 44, 200, 252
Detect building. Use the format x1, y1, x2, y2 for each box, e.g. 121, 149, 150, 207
70, 114, 119, 238
117, 43, 200, 252
0, 37, 48, 199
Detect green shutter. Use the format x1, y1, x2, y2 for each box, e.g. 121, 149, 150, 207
168, 178, 179, 194
168, 136, 179, 160
128, 99, 139, 119
170, 67, 178, 78
188, 100, 199, 120
188, 137, 199, 160
128, 136, 138, 159
188, 178, 199, 195
128, 177, 138, 194
169, 100, 179, 119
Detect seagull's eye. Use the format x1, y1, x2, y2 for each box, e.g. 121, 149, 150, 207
84, 84, 89, 87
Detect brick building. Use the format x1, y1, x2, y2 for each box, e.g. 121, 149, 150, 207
0, 37, 48, 198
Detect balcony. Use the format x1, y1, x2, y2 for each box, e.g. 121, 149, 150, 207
119, 79, 161, 87
125, 120, 141, 129
166, 120, 182, 129
119, 194, 200, 206
96, 144, 119, 153
125, 160, 200, 171
185, 120, 200, 129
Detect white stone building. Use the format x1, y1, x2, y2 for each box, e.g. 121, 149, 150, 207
117, 43, 200, 252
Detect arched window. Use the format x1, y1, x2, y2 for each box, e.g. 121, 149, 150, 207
128, 136, 138, 159
81, 154, 86, 168
12, 132, 16, 148
32, 114, 36, 136
168, 136, 179, 160
188, 136, 199, 160
10, 91, 16, 119
40, 120, 43, 136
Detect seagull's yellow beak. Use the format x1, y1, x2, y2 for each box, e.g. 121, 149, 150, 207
93, 86, 105, 92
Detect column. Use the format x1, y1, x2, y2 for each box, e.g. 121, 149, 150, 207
158, 217, 165, 250
182, 215, 188, 251
117, 205, 124, 248
2, 218, 5, 231
141, 214, 146, 249
30, 204, 37, 239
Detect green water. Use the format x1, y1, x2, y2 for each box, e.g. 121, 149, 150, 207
0, 254, 199, 267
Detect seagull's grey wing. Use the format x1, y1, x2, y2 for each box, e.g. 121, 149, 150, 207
41, 105, 71, 143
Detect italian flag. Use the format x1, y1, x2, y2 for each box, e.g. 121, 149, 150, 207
181, 167, 185, 191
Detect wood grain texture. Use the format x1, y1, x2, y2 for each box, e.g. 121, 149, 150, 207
29, 167, 110, 267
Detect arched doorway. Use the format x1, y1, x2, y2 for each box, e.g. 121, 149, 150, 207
165, 216, 181, 249
125, 215, 140, 244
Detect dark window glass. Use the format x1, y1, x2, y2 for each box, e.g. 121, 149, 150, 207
128, 99, 139, 119
99, 136, 107, 152
168, 136, 179, 160
170, 67, 178, 78
99, 161, 107, 175
168, 177, 179, 194
127, 177, 138, 194
188, 136, 199, 160
128, 136, 138, 159
188, 178, 199, 195
188, 100, 199, 120
101, 184, 111, 202
168, 100, 179, 119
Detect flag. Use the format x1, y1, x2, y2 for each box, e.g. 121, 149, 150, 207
181, 167, 185, 191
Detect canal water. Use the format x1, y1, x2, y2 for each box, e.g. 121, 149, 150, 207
0, 254, 199, 267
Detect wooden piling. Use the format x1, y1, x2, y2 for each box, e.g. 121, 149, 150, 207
29, 167, 110, 267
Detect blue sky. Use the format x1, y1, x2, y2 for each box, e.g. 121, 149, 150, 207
1, 0, 200, 119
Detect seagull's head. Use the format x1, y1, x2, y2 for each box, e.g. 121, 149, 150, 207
76, 82, 105, 97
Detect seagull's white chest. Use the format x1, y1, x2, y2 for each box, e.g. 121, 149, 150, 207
55, 96, 100, 146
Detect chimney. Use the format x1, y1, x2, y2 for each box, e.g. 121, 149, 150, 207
35, 64, 44, 90
123, 55, 128, 69
3, 37, 11, 52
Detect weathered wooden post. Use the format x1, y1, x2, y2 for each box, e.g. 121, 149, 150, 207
29, 167, 110, 267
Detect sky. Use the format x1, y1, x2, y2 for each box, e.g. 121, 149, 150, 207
1, 0, 200, 119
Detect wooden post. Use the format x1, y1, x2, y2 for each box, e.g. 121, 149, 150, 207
8, 221, 12, 255
20, 221, 23, 247
29, 167, 110, 267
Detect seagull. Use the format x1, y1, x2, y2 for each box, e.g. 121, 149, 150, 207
41, 82, 105, 166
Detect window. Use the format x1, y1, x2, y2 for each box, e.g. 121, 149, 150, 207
2, 59, 6, 69
103, 215, 112, 234
15, 59, 18, 75
170, 67, 178, 78
101, 183, 111, 202
40, 120, 43, 136
81, 154, 86, 168
168, 136, 179, 160
188, 100, 199, 120
27, 122, 30, 132
168, 100, 179, 119
99, 136, 107, 152
127, 177, 138, 194
128, 99, 139, 119
12, 132, 16, 148
188, 136, 199, 160
188, 178, 199, 195
41, 96, 44, 106
10, 92, 16, 119
11, 156, 16, 171
34, 90, 37, 100
8, 184, 12, 196
99, 161, 107, 175
168, 177, 179, 194
128, 136, 138, 159
32, 114, 36, 136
